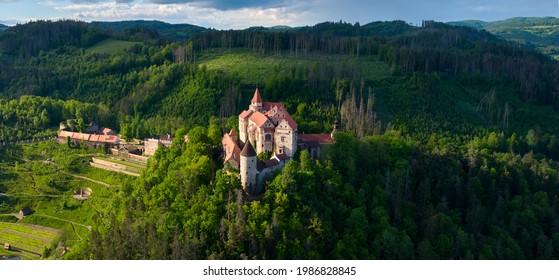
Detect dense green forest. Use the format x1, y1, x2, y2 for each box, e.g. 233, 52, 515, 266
2, 19, 559, 259
448, 17, 559, 59
90, 20, 207, 41
68, 128, 559, 259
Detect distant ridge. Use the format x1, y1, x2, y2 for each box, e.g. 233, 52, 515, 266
448, 17, 559, 59
0, 23, 8, 31
90, 20, 207, 41
267, 25, 294, 30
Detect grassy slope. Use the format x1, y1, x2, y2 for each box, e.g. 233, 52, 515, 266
0, 141, 130, 259
86, 38, 140, 55
198, 50, 390, 85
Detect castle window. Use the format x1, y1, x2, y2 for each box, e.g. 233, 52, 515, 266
281, 136, 285, 142
265, 134, 271, 141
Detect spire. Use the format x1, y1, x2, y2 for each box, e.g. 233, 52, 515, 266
240, 141, 256, 157
252, 87, 263, 103
229, 128, 237, 137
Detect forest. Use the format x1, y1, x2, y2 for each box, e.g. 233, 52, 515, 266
448, 17, 559, 59
1, 19, 559, 259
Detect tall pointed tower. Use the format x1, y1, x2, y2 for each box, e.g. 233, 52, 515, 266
249, 87, 263, 112
240, 141, 257, 194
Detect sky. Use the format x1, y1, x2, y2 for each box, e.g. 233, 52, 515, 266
1, 0, 559, 29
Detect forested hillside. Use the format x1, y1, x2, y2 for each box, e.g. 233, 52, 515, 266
2, 19, 559, 259
448, 17, 559, 59
90, 20, 207, 41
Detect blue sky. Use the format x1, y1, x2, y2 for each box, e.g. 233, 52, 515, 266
1, 0, 559, 29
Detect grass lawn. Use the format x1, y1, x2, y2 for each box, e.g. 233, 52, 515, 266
92, 156, 145, 174
104, 155, 146, 168
86, 39, 141, 55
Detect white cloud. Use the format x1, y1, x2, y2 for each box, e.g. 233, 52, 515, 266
54, 1, 310, 29
8, 0, 557, 30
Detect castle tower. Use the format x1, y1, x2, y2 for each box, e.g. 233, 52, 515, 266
331, 120, 340, 140
240, 141, 257, 194
249, 87, 263, 112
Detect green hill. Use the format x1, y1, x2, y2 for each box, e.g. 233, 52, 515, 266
90, 20, 207, 41
3, 20, 559, 260
0, 20, 107, 57
448, 17, 559, 59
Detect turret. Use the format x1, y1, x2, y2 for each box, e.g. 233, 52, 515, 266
249, 87, 263, 112
331, 120, 340, 140
240, 141, 257, 194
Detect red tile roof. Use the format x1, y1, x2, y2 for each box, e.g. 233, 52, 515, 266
262, 102, 298, 129
239, 110, 253, 119
252, 87, 263, 103
249, 111, 271, 128
275, 116, 297, 130
58, 131, 73, 138
283, 114, 298, 130
263, 102, 284, 112
102, 128, 114, 135
58, 130, 118, 144
224, 147, 241, 166
73, 133, 91, 141
89, 134, 101, 142
223, 134, 241, 166
222, 133, 238, 149
298, 134, 333, 146
229, 128, 237, 137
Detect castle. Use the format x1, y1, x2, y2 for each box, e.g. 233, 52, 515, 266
222, 88, 336, 195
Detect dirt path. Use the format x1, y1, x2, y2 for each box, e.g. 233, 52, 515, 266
34, 214, 92, 231
69, 174, 114, 187
44, 160, 116, 187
